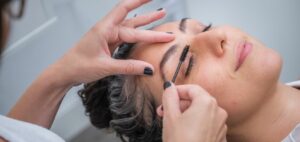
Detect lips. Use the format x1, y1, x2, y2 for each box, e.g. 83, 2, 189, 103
235, 41, 253, 71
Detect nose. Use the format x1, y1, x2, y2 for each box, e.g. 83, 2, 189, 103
190, 30, 225, 57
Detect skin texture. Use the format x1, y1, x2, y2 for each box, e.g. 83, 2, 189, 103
130, 19, 300, 141
132, 19, 282, 124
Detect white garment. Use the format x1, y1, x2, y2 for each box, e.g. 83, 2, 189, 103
286, 80, 300, 88
0, 115, 64, 142
283, 123, 300, 142
282, 80, 300, 142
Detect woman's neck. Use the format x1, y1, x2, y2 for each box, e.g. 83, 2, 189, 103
227, 82, 300, 142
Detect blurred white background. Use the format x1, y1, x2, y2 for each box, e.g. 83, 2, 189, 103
0, 0, 299, 141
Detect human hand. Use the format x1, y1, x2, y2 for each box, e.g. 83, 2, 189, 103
50, 0, 174, 87
160, 82, 228, 142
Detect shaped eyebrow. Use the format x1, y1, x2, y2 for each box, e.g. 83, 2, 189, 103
159, 18, 191, 81
159, 44, 178, 81
179, 18, 189, 33
159, 19, 211, 82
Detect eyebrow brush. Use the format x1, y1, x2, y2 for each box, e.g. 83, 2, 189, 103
171, 45, 190, 82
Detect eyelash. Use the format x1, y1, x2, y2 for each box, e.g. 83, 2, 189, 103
185, 55, 194, 77
203, 23, 212, 32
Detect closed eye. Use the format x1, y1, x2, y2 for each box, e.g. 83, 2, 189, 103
185, 55, 194, 77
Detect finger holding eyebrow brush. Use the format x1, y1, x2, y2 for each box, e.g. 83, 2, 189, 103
159, 45, 228, 142
160, 82, 228, 142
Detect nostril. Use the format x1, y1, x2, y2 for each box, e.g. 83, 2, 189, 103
221, 40, 225, 49
218, 40, 226, 56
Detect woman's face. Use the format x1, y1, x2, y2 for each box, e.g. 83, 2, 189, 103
130, 19, 282, 126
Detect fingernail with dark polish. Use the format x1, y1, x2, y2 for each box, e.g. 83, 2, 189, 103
144, 67, 153, 76
134, 14, 137, 17
163, 81, 171, 90
166, 32, 173, 34
157, 8, 163, 11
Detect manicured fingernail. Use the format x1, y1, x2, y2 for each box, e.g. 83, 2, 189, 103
163, 81, 171, 90
134, 14, 137, 17
157, 8, 163, 11
144, 67, 153, 76
166, 32, 173, 34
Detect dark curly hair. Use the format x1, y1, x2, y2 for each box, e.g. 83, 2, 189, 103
78, 43, 163, 142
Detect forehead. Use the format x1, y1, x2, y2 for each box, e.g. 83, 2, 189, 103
131, 19, 205, 69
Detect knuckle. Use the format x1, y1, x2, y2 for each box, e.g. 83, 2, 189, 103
219, 108, 228, 119
206, 96, 216, 104
148, 13, 156, 20
202, 96, 217, 108
150, 35, 158, 42
122, 29, 136, 42
189, 84, 200, 89
187, 85, 201, 94
122, 20, 130, 26
123, 19, 135, 28
191, 85, 201, 92
191, 84, 205, 93
124, 62, 135, 74
199, 96, 210, 106
119, 1, 130, 12
210, 97, 218, 105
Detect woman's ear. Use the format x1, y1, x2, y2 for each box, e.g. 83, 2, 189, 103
156, 105, 163, 117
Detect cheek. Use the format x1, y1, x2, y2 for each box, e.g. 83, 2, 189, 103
187, 49, 282, 124
189, 63, 241, 118
250, 46, 282, 83
188, 58, 227, 96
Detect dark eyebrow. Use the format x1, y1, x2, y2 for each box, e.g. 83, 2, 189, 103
179, 18, 189, 33
159, 20, 210, 82
159, 44, 178, 81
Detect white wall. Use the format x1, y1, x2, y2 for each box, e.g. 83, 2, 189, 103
186, 0, 300, 82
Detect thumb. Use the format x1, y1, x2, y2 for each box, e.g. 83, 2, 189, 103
107, 58, 154, 76
162, 81, 181, 119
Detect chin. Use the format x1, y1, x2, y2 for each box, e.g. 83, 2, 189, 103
265, 48, 282, 80
254, 47, 282, 95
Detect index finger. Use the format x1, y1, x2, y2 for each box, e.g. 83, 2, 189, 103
106, 0, 152, 25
